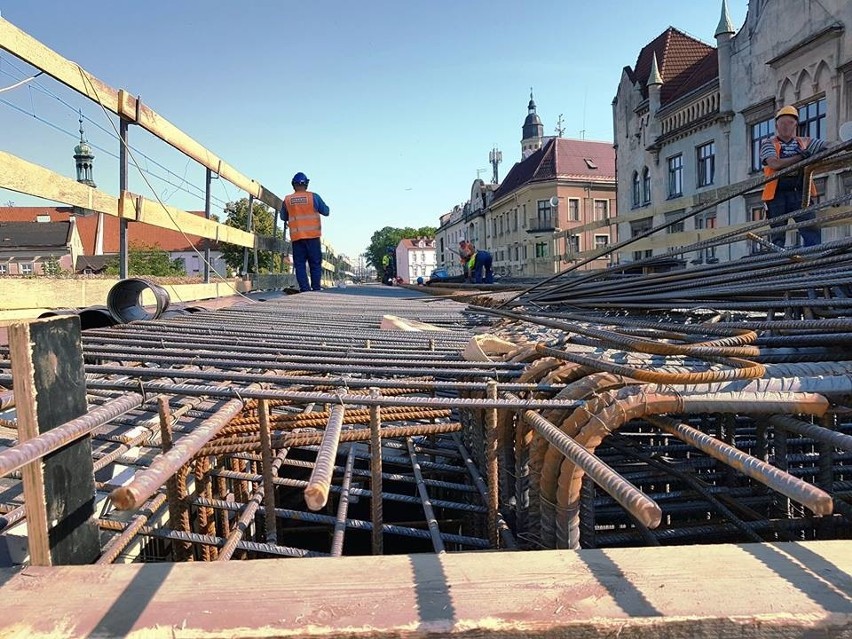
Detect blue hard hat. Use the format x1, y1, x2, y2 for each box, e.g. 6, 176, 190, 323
292, 172, 309, 185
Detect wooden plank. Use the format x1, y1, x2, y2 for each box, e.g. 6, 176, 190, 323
0, 541, 848, 637
0, 152, 254, 248
118, 191, 255, 248
7, 316, 99, 565
0, 17, 282, 211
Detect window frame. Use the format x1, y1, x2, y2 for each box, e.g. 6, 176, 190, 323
667, 154, 683, 198
696, 141, 715, 188
642, 167, 651, 204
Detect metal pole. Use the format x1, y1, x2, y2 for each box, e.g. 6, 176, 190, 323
119, 118, 129, 279
204, 168, 212, 283
242, 194, 253, 276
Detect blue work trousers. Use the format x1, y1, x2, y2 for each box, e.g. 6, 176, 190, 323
766, 190, 820, 248
472, 253, 494, 284
292, 237, 323, 292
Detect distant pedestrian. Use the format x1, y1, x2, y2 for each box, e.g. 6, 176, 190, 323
760, 105, 827, 248
281, 172, 330, 292
467, 247, 493, 284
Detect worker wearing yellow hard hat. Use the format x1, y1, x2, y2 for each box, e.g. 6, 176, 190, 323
758, 105, 827, 248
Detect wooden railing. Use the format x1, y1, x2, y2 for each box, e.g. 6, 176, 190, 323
0, 17, 286, 258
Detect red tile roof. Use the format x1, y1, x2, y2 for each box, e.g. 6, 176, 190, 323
627, 27, 717, 106
0, 206, 209, 254
399, 238, 436, 249
493, 138, 615, 201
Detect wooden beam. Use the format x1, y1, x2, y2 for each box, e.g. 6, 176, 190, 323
7, 316, 99, 566
0, 541, 848, 636
0, 152, 254, 248
0, 17, 282, 211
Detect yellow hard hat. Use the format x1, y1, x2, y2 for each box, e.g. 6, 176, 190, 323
775, 105, 799, 120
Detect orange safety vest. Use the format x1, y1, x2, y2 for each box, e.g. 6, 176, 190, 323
284, 191, 322, 241
761, 137, 818, 201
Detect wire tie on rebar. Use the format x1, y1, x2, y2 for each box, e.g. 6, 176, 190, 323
233, 388, 245, 405
136, 378, 148, 404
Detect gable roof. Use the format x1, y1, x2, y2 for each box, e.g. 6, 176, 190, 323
398, 238, 435, 250
0, 206, 210, 254
626, 27, 717, 106
492, 138, 615, 201
0, 221, 71, 249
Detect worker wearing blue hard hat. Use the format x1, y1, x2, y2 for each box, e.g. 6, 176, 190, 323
280, 172, 330, 292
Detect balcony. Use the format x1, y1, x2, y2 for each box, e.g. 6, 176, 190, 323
527, 215, 555, 233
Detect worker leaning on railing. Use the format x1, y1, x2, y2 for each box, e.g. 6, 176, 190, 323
760, 105, 827, 248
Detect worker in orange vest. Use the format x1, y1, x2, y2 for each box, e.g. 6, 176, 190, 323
281, 172, 330, 292
759, 105, 826, 248
458, 239, 473, 281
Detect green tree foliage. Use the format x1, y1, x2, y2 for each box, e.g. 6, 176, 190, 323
365, 226, 436, 279
42, 254, 63, 276
104, 242, 186, 276
219, 198, 285, 274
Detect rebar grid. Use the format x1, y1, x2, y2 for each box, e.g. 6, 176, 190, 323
1, 278, 850, 565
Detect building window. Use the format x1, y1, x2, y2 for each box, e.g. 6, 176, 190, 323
697, 141, 715, 187
535, 242, 548, 258
0, 264, 6, 275
632, 171, 640, 207
667, 154, 683, 198
750, 117, 773, 172
567, 199, 580, 221
695, 212, 717, 261
593, 199, 608, 221
642, 167, 651, 203
20, 263, 34, 275
567, 235, 580, 254
798, 97, 826, 139
535, 200, 553, 229
513, 210, 518, 232
594, 234, 609, 249
749, 206, 766, 254
666, 210, 685, 234
630, 217, 653, 262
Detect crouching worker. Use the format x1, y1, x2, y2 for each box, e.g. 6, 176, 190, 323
467, 248, 493, 284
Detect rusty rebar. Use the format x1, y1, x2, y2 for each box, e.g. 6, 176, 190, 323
110, 394, 248, 510
646, 415, 834, 515
304, 404, 346, 511
370, 388, 383, 555
407, 437, 444, 553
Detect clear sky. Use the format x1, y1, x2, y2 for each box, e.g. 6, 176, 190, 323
0, 1, 747, 260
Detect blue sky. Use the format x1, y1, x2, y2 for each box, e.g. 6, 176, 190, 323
0, 1, 747, 260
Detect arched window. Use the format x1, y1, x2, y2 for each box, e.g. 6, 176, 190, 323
631, 171, 640, 207
642, 167, 651, 204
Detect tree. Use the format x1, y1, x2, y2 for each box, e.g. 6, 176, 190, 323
104, 242, 186, 276
219, 198, 285, 274
365, 226, 436, 280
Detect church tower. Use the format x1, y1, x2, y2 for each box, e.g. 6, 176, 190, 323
521, 89, 544, 158
73, 113, 96, 187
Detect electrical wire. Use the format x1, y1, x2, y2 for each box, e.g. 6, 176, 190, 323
0, 70, 42, 93
0, 56, 231, 209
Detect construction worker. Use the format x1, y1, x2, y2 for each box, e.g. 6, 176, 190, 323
467, 246, 493, 284
458, 239, 473, 281
281, 172, 330, 292
760, 105, 826, 248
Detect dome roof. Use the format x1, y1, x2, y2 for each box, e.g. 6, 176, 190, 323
524, 112, 542, 127
74, 141, 93, 157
